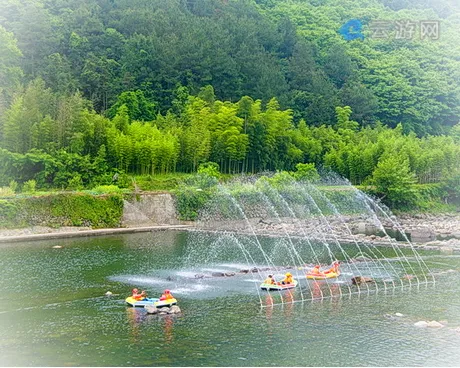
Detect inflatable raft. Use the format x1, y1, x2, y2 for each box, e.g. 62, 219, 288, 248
260, 280, 298, 291
125, 297, 177, 308
306, 272, 340, 280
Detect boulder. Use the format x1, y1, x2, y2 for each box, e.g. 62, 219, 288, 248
427, 321, 444, 328
408, 228, 436, 243
158, 307, 170, 314
145, 305, 158, 314
414, 321, 428, 328
395, 313, 404, 317
224, 272, 236, 277
105, 291, 113, 296
239, 269, 249, 274
353, 222, 379, 235
169, 305, 181, 314
52, 245, 63, 249
211, 272, 225, 277
351, 276, 375, 285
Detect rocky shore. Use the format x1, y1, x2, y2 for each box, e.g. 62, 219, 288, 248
196, 213, 460, 252
1, 213, 459, 251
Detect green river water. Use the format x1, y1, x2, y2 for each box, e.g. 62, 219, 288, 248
1, 230, 460, 366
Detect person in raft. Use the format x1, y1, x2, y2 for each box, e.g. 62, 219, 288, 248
132, 288, 147, 301
281, 272, 294, 285
264, 274, 276, 285
324, 261, 340, 274
159, 289, 174, 301
310, 265, 324, 275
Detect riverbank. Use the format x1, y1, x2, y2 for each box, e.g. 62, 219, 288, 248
195, 213, 460, 252
1, 213, 459, 252
0, 224, 193, 243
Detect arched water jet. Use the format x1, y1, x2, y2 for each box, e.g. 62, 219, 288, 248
362, 193, 434, 286
183, 173, 435, 306
305, 183, 397, 294
226, 182, 314, 303
259, 179, 342, 300
293, 182, 369, 296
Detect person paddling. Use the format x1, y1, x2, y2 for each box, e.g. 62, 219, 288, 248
159, 289, 174, 301
132, 288, 147, 301
264, 274, 276, 285
281, 272, 294, 285
324, 261, 340, 274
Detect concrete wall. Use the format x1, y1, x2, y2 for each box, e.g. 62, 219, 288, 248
122, 193, 179, 226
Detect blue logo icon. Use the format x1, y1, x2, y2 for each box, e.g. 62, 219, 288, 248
339, 19, 364, 41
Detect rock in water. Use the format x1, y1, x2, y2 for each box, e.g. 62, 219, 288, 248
414, 321, 428, 328
105, 291, 113, 296
52, 245, 63, 249
351, 276, 375, 285
169, 305, 181, 314
427, 321, 444, 328
211, 272, 225, 277
158, 307, 170, 314
395, 313, 404, 317
145, 305, 158, 314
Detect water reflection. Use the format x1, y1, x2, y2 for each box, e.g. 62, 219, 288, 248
282, 290, 294, 319
126, 307, 147, 343
163, 315, 174, 344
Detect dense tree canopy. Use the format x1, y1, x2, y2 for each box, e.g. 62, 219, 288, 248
0, 0, 459, 205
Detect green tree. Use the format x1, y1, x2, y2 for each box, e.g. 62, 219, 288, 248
371, 155, 418, 208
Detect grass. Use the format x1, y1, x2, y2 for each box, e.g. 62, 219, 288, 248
133, 173, 194, 191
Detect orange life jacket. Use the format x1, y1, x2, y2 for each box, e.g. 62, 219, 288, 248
160, 292, 173, 301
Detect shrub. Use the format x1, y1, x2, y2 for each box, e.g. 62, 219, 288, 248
293, 163, 320, 182
22, 180, 37, 193
198, 162, 221, 179
0, 193, 124, 229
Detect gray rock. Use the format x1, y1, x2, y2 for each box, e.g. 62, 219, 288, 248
408, 228, 436, 242
169, 305, 181, 314
427, 321, 444, 328
351, 276, 375, 285
414, 321, 428, 328
224, 272, 236, 277
145, 305, 158, 314
211, 272, 225, 277
158, 307, 170, 313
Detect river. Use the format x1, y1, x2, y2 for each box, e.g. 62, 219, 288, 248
1, 230, 460, 366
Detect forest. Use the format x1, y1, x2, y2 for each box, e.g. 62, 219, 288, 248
0, 0, 459, 210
